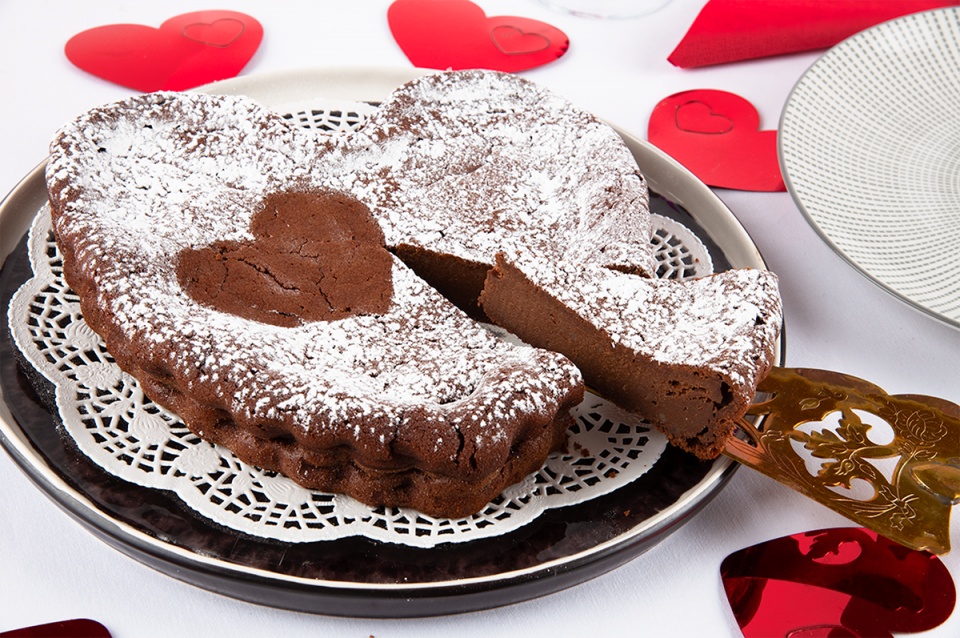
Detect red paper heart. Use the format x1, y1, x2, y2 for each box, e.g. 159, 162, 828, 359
721, 528, 956, 637
491, 26, 550, 55
648, 89, 785, 192
388, 0, 568, 72
65, 11, 262, 92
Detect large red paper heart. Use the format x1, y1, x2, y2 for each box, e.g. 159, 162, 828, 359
64, 11, 262, 92
648, 89, 785, 192
721, 528, 956, 637
388, 0, 568, 72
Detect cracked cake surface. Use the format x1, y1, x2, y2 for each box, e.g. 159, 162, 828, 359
43, 70, 664, 517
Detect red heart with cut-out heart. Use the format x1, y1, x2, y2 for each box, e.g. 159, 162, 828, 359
388, 0, 568, 72
721, 528, 955, 637
648, 89, 785, 191
65, 11, 262, 92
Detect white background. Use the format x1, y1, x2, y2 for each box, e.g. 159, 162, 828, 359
1, 1, 958, 636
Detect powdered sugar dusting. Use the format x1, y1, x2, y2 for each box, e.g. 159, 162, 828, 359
48, 72, 648, 482
355, 71, 654, 272
506, 253, 783, 393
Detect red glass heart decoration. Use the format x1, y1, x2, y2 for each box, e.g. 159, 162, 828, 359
721, 528, 956, 637
388, 0, 568, 72
64, 11, 262, 92
648, 89, 785, 192
0, 619, 111, 638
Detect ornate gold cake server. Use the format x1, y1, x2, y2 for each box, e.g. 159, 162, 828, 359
725, 367, 960, 554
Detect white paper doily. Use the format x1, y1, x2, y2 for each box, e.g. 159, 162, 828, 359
8, 102, 714, 549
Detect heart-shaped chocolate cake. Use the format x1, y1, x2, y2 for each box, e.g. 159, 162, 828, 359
177, 190, 395, 327
44, 70, 779, 517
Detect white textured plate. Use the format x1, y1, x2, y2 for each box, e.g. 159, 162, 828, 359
779, 7, 960, 328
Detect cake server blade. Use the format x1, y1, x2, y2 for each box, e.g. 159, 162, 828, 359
724, 366, 959, 555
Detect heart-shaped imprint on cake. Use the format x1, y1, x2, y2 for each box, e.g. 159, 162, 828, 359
176, 190, 394, 327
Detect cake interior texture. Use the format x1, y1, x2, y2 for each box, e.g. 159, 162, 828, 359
480, 253, 782, 460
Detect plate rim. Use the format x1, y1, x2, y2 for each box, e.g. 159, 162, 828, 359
0, 65, 783, 615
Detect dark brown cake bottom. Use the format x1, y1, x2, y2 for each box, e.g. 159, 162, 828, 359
128, 353, 575, 519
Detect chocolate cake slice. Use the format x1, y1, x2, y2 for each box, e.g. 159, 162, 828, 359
480, 253, 782, 459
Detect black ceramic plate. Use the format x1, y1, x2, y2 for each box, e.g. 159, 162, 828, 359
0, 68, 783, 618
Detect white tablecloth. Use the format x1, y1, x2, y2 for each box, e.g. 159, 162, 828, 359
1, 2, 958, 636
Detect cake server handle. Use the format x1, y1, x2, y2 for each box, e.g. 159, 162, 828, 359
723, 366, 960, 554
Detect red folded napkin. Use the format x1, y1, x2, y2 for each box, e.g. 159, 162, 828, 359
668, 0, 960, 68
